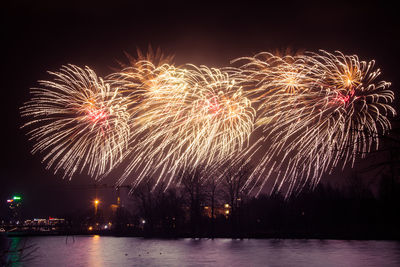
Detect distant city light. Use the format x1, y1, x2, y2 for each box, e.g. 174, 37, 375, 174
7, 196, 22, 203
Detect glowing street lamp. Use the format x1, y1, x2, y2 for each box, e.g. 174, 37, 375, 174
224, 203, 230, 217
94, 199, 100, 216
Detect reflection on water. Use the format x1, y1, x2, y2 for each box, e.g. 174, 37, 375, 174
89, 235, 102, 267
3, 236, 400, 266
0, 236, 39, 266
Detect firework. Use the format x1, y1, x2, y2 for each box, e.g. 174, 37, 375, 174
20, 50, 396, 197
234, 50, 395, 196
178, 65, 255, 168
20, 64, 130, 179
107, 60, 191, 187
109, 63, 255, 188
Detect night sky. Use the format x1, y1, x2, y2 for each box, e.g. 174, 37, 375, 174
2, 1, 399, 218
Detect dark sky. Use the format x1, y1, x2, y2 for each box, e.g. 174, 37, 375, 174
2, 0, 400, 218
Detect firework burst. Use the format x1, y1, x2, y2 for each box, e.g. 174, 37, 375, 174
234, 50, 395, 196
107, 61, 191, 187
109, 63, 255, 189
20, 49, 396, 197
20, 64, 130, 179
179, 65, 255, 168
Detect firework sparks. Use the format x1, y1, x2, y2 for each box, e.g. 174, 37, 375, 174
20, 64, 130, 179
179, 65, 255, 168
234, 50, 395, 196
107, 60, 191, 187
108, 63, 255, 189
20, 50, 396, 197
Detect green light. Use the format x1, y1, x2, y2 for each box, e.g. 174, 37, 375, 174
13, 196, 21, 200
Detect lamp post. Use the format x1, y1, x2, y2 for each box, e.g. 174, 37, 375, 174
94, 199, 100, 216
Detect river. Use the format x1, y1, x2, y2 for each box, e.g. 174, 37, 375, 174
2, 236, 400, 266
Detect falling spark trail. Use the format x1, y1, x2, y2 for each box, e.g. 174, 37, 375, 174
21, 50, 396, 197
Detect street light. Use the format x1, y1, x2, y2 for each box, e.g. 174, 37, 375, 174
94, 199, 100, 216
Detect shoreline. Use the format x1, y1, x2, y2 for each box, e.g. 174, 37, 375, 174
3, 231, 400, 241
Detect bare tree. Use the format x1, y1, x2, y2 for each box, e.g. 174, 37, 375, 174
221, 162, 254, 235
131, 177, 166, 235
204, 169, 223, 237
179, 167, 206, 236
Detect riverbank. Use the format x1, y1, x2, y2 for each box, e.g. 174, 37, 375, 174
4, 230, 400, 241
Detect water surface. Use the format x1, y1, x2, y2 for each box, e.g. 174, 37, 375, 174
4, 236, 400, 266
